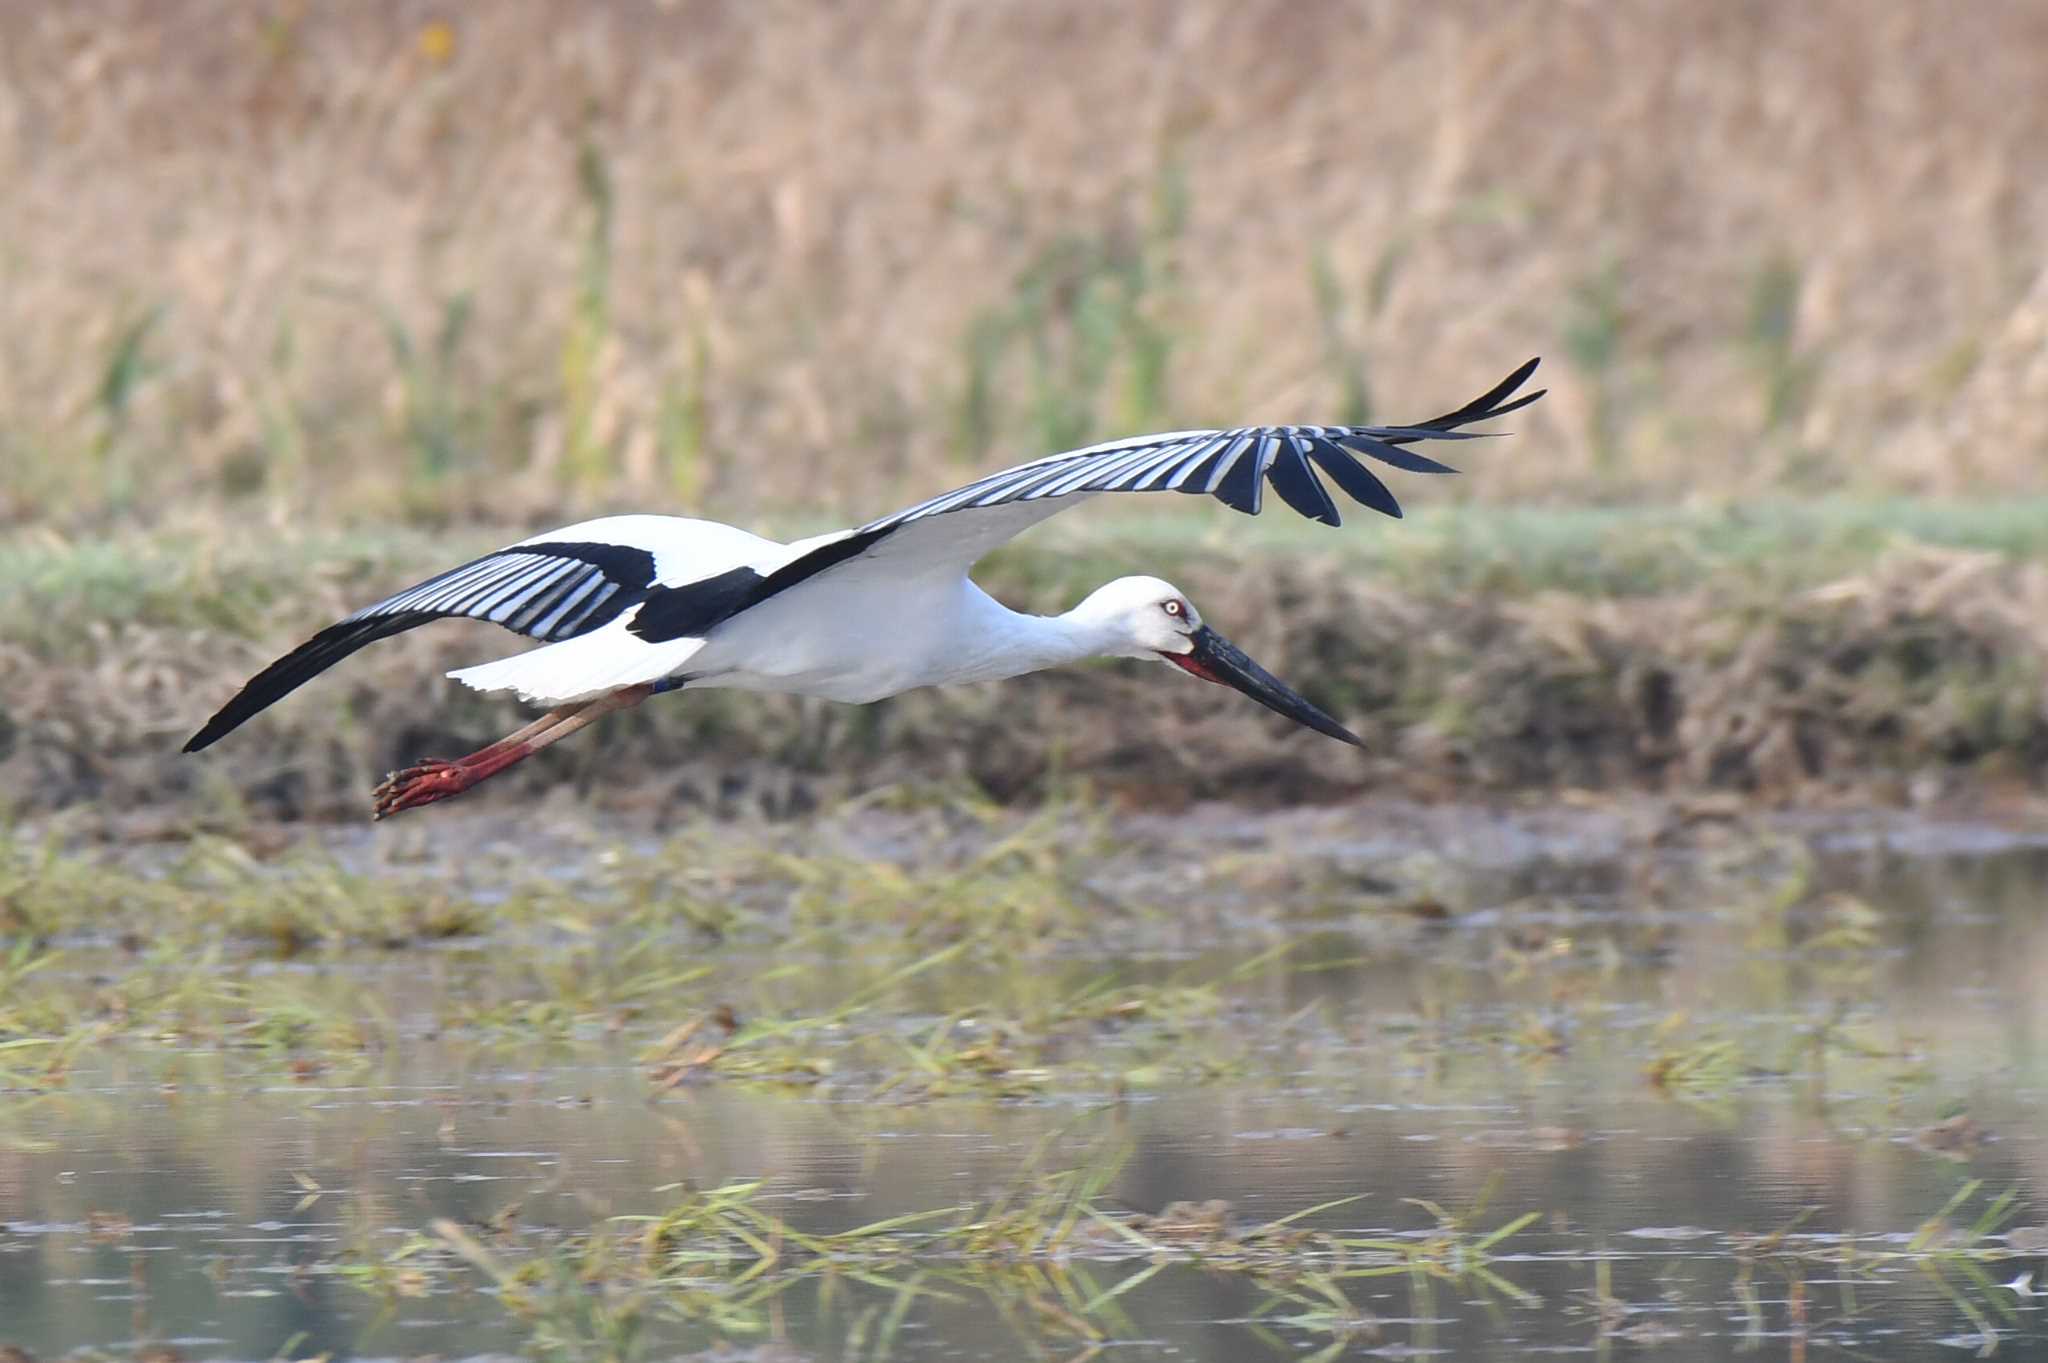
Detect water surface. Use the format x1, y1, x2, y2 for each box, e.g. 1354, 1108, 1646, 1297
3, 805, 2046, 1361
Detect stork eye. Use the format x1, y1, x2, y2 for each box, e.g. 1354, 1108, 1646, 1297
1162, 600, 1184, 617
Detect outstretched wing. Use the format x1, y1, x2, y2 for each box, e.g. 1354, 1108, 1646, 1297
183, 538, 660, 751
189, 360, 1543, 740
766, 357, 1545, 592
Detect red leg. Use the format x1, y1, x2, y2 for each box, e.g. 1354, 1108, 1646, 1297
370, 706, 580, 813
371, 685, 651, 820
369, 747, 540, 820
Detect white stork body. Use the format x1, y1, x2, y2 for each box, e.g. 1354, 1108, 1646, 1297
449, 509, 1130, 705
185, 360, 1544, 817
682, 572, 1078, 704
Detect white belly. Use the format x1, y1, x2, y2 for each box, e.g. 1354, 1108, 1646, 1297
685, 574, 1035, 703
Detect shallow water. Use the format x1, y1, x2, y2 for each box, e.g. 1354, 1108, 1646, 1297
4, 807, 2048, 1361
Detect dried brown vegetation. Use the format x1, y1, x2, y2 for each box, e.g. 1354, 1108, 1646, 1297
6, 524, 2042, 818
5, 3, 2046, 817
4, 1, 2046, 529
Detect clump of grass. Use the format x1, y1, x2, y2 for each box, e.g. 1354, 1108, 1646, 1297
1644, 1018, 1744, 1110
1309, 239, 1405, 427
1720, 1181, 2025, 1355
953, 158, 1186, 465
638, 931, 1253, 1102
0, 792, 1278, 1094
560, 132, 618, 497
449, 938, 713, 1046
166, 837, 486, 950
1744, 254, 1823, 436
1562, 260, 1629, 476
1, 936, 399, 1088
365, 287, 478, 497
86, 301, 164, 514
374, 1142, 1540, 1361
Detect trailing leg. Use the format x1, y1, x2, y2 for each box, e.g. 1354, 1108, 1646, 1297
371, 685, 653, 820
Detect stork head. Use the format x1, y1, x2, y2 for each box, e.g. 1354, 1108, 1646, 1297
1073, 576, 1364, 747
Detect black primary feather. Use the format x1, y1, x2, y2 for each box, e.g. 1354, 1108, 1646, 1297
183, 540, 657, 751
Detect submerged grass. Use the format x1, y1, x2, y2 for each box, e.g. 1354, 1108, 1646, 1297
316, 1149, 2032, 1363
351, 1138, 1546, 1363
0, 790, 1274, 1091
2, 790, 2043, 1357
0, 783, 2023, 1133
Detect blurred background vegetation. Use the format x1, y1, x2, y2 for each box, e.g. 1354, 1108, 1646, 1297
1, 1, 2044, 813
3, 15, 2042, 1356
4, 0, 2045, 530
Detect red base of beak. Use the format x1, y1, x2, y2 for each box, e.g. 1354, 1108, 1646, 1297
1165, 651, 1226, 685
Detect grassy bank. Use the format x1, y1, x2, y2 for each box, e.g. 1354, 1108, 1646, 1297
4, 499, 2043, 820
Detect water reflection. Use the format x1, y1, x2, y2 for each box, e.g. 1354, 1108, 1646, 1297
1, 830, 2044, 1361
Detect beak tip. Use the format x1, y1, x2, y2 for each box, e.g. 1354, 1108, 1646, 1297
1187, 626, 1368, 751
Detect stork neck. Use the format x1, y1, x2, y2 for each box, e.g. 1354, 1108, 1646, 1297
937, 592, 1119, 686
997, 605, 1122, 674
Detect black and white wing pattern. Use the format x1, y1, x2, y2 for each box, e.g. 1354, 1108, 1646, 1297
782, 357, 1545, 586
187, 360, 1543, 745
183, 539, 659, 751
873, 357, 1541, 533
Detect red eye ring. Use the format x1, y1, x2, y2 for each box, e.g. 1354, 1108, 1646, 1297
1164, 600, 1184, 616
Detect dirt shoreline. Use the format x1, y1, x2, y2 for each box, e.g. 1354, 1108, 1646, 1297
6, 532, 2043, 823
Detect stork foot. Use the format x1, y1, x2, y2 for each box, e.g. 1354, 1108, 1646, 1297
372, 758, 478, 820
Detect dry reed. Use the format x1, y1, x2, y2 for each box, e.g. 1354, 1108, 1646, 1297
3, 1, 2046, 531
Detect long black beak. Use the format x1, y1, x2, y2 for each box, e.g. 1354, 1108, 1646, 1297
1163, 626, 1364, 748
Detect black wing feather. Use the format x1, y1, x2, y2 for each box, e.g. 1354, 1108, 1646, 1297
183, 540, 657, 752
1307, 444, 1403, 519
181, 613, 444, 754
1402, 355, 1546, 433
860, 358, 1543, 539
1265, 437, 1342, 525
1211, 433, 1270, 514
1334, 433, 1461, 475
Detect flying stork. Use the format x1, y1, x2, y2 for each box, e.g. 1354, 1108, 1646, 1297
186, 359, 1543, 818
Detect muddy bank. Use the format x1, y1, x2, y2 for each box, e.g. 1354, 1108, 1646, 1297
3, 528, 2045, 821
